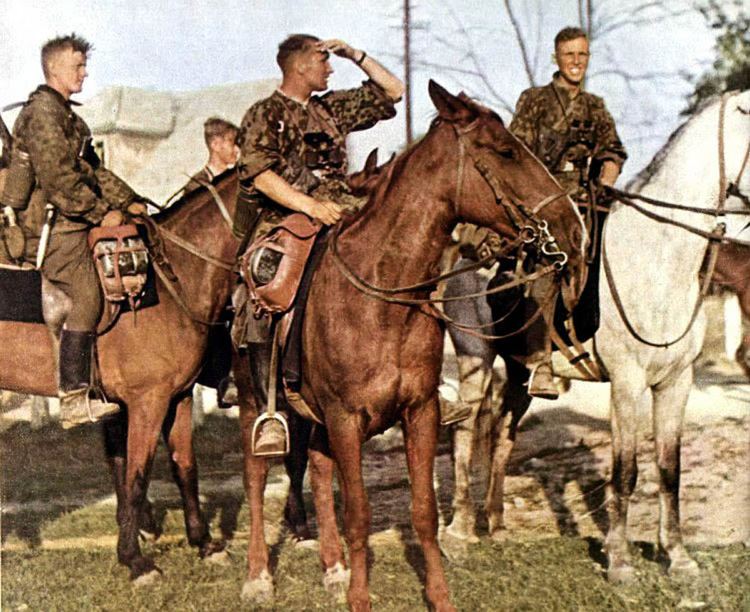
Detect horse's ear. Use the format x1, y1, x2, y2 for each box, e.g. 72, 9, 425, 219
364, 148, 379, 176
429, 80, 473, 122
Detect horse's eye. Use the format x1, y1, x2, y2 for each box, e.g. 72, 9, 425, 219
497, 148, 515, 159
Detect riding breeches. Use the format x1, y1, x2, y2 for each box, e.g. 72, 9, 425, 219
42, 229, 102, 332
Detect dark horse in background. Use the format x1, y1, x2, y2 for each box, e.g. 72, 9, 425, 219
0, 175, 244, 582
235, 81, 587, 612
710, 241, 750, 377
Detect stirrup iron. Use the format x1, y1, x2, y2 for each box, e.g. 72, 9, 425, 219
250, 412, 290, 457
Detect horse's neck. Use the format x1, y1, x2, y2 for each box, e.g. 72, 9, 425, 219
341, 144, 454, 287
604, 102, 728, 317
157, 181, 238, 318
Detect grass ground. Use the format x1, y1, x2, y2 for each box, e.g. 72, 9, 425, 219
2, 415, 749, 611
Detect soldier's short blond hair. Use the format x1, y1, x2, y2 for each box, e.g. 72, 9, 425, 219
41, 33, 92, 79
554, 27, 588, 51
203, 117, 238, 147
277, 34, 320, 73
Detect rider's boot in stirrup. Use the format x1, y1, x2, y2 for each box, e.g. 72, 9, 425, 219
527, 353, 559, 400
247, 342, 289, 457
58, 329, 120, 429
438, 382, 473, 425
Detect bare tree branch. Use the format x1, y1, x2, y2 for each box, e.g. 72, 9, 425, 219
503, 0, 537, 86
593, 6, 695, 38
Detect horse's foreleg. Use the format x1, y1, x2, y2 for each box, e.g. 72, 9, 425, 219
237, 378, 274, 603
308, 426, 348, 597
652, 367, 698, 577
403, 399, 456, 612
605, 374, 648, 584
284, 410, 313, 541
486, 362, 531, 541
162, 393, 225, 560
119, 399, 169, 581
326, 417, 371, 612
446, 355, 493, 543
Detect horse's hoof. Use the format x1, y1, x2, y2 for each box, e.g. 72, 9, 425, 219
241, 569, 274, 603
322, 562, 350, 604
293, 537, 319, 551
139, 529, 158, 543
444, 522, 479, 544
489, 528, 509, 544
607, 563, 636, 584
132, 569, 162, 588
438, 528, 471, 562
204, 549, 231, 566
669, 556, 699, 578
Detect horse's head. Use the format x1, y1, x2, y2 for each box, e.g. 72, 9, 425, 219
427, 80, 587, 311
347, 149, 396, 198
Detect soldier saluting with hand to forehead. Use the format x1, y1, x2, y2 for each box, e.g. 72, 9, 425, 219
235, 34, 404, 455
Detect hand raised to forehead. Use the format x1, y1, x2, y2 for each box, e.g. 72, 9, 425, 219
318, 39, 357, 61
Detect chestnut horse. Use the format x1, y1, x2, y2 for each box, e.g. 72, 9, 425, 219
0, 175, 241, 581
236, 81, 586, 611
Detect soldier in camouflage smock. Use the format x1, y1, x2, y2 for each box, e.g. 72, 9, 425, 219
505, 26, 627, 399
235, 34, 404, 455
1, 34, 149, 428
236, 36, 402, 241
510, 29, 627, 202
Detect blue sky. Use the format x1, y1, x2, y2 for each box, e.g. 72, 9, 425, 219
1, 0, 719, 179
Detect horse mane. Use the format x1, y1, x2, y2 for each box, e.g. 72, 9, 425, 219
153, 168, 237, 223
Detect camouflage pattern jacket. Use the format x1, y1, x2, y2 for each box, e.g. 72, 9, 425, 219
236, 80, 396, 236
509, 74, 627, 201
12, 85, 137, 236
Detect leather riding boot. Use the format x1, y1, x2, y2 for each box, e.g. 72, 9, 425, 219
527, 353, 559, 400
246, 341, 288, 456
58, 329, 120, 429
438, 382, 473, 426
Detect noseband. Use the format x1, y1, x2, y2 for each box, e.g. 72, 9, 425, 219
451, 120, 570, 271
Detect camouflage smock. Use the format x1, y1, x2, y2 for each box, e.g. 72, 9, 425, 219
236, 80, 396, 237
509, 73, 627, 202
11, 85, 137, 239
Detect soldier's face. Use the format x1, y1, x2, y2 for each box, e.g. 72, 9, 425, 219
47, 49, 88, 99
211, 132, 240, 168
554, 37, 589, 87
300, 46, 333, 92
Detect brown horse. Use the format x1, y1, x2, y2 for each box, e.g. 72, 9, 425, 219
236, 81, 587, 611
710, 241, 750, 376
0, 175, 241, 581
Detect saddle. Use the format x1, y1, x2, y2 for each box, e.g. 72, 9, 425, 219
0, 223, 158, 326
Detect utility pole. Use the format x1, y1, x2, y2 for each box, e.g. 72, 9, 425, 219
403, 0, 413, 145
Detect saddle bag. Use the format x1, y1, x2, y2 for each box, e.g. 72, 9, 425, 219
240, 213, 321, 316
88, 224, 149, 303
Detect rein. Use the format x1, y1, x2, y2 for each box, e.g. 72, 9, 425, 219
147, 181, 238, 327
602, 91, 746, 348
328, 117, 573, 331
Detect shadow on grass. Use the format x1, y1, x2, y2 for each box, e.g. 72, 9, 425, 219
1, 413, 245, 548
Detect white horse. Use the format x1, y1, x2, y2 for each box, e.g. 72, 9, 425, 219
441, 90, 750, 582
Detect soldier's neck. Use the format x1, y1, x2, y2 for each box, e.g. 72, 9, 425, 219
278, 80, 312, 105
553, 72, 582, 97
